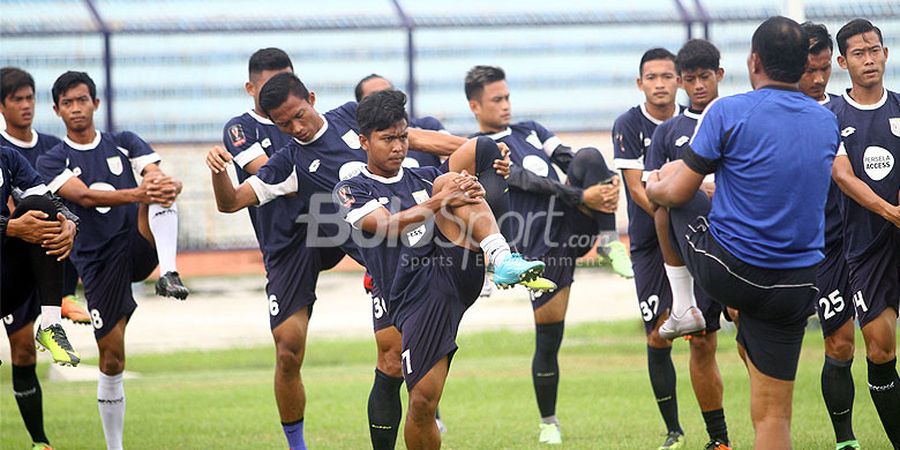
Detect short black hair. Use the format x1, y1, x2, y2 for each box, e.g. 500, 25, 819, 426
51, 71, 97, 106
751, 16, 809, 83
357, 89, 408, 138
258, 72, 310, 117
676, 39, 720, 74
801, 22, 833, 55
836, 18, 883, 57
355, 74, 391, 102
0, 67, 35, 103
640, 48, 676, 76
248, 48, 293, 78
464, 65, 505, 101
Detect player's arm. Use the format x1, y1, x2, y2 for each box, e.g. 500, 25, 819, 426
645, 160, 704, 207
205, 146, 261, 212
622, 169, 657, 214
55, 176, 154, 208
351, 172, 483, 237
506, 167, 618, 213
408, 129, 466, 157
833, 154, 900, 227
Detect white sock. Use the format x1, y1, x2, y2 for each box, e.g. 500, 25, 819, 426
665, 264, 697, 317
479, 233, 511, 267
40, 306, 61, 328
98, 372, 126, 450
148, 203, 179, 274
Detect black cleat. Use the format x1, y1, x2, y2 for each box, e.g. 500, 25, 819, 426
155, 271, 190, 300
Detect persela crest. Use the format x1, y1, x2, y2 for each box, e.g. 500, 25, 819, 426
889, 118, 900, 138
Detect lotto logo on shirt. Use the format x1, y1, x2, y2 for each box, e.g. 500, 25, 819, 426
863, 146, 894, 181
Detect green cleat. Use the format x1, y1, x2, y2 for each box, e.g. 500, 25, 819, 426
522, 277, 558, 293
35, 324, 80, 367
836, 440, 861, 450
604, 241, 634, 278
659, 431, 685, 449
32, 443, 53, 450
538, 422, 561, 445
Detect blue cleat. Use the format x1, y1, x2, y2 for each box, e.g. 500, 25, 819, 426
492, 253, 545, 289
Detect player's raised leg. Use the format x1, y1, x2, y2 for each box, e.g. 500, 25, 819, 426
7, 317, 52, 449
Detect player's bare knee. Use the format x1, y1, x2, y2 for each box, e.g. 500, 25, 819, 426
10, 345, 37, 366
689, 333, 716, 357
430, 173, 457, 195
376, 349, 403, 378
100, 350, 126, 375
407, 388, 438, 423
824, 334, 855, 361
275, 344, 304, 372
865, 343, 896, 365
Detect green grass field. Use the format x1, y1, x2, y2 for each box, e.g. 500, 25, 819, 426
1, 320, 896, 449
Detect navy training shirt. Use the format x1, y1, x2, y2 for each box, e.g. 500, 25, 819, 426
246, 101, 368, 263
613, 103, 681, 252
222, 109, 304, 263
683, 87, 839, 269
335, 166, 443, 326
404, 116, 447, 169
1, 145, 48, 217
819, 93, 845, 256
645, 108, 703, 172
828, 89, 900, 259
0, 129, 61, 168
37, 131, 160, 268
475, 121, 565, 258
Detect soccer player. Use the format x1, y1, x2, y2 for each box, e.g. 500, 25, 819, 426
465, 65, 622, 444
336, 89, 544, 450
643, 40, 730, 450
206, 72, 503, 450
797, 22, 861, 450
830, 18, 900, 448
355, 74, 447, 169
1, 145, 81, 450
37, 71, 187, 450
646, 16, 838, 448
216, 47, 314, 450
0, 67, 90, 326
612, 48, 688, 449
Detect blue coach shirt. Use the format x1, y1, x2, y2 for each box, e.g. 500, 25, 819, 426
682, 87, 839, 269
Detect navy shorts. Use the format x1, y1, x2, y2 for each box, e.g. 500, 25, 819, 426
396, 244, 484, 389
815, 244, 855, 337
368, 275, 393, 333
630, 245, 722, 335
3, 294, 40, 335
669, 192, 817, 381
530, 204, 597, 310
266, 245, 345, 330
81, 229, 158, 340
848, 228, 900, 329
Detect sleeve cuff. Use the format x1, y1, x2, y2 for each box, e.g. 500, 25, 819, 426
682, 145, 718, 175
20, 184, 50, 198
836, 142, 847, 156
131, 153, 162, 174
614, 158, 644, 170
345, 199, 384, 229
542, 136, 562, 157
48, 169, 75, 193
233, 142, 267, 168
246, 169, 298, 207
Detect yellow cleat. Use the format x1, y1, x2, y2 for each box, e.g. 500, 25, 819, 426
35, 324, 80, 367
522, 277, 558, 293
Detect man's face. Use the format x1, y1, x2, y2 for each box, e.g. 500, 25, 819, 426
247, 68, 293, 104
637, 59, 678, 108
679, 67, 722, 110
359, 77, 393, 100
53, 83, 98, 133
838, 31, 888, 90
268, 92, 320, 142
0, 86, 36, 129
361, 120, 408, 175
799, 49, 833, 100
470, 80, 510, 131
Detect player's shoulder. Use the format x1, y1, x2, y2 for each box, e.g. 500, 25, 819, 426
36, 131, 62, 148
409, 115, 444, 131
224, 112, 254, 129
406, 165, 442, 181
328, 101, 358, 120
613, 105, 642, 129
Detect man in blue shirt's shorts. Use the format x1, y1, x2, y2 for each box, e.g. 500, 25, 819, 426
646, 16, 839, 448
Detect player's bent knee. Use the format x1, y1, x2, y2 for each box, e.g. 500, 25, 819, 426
376, 349, 403, 378
407, 389, 439, 423
689, 333, 717, 355
824, 334, 855, 361
99, 350, 126, 375
12, 194, 56, 218
865, 344, 896, 365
